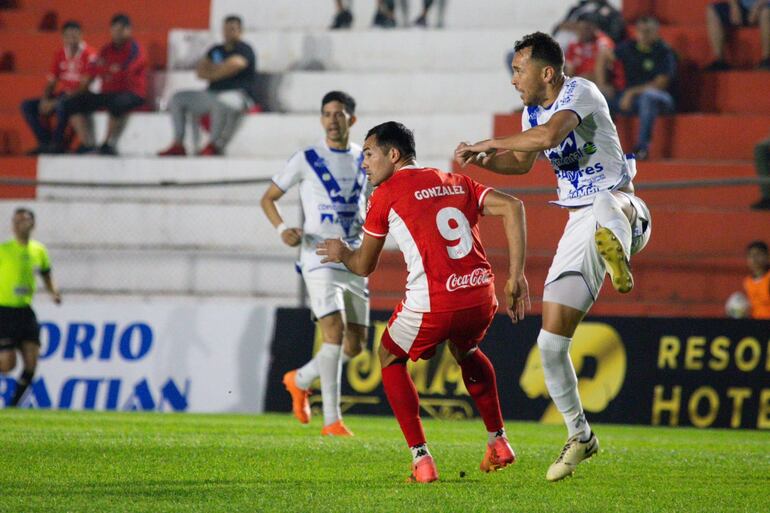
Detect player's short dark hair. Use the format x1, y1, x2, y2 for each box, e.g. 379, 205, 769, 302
14, 207, 35, 221
365, 122, 416, 161
224, 15, 243, 27
62, 20, 81, 32
747, 240, 768, 253
111, 13, 131, 27
513, 31, 564, 70
321, 91, 356, 116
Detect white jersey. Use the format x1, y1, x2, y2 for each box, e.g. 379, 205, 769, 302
272, 140, 368, 273
522, 76, 635, 208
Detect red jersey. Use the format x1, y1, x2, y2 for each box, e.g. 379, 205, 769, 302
48, 42, 97, 94
363, 167, 495, 313
91, 39, 147, 97
565, 32, 614, 77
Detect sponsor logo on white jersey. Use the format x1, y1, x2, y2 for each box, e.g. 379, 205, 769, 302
446, 268, 492, 292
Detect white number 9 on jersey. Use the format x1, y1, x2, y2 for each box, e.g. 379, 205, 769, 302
436, 207, 473, 259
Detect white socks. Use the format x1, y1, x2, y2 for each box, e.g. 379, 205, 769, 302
317, 343, 343, 426
295, 358, 319, 390
593, 190, 632, 256
410, 443, 431, 463
294, 346, 352, 390
488, 428, 507, 446
537, 329, 591, 441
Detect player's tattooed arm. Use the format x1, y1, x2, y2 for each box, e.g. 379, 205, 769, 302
317, 235, 386, 277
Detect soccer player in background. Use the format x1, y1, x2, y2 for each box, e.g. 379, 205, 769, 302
260, 91, 370, 436
318, 121, 529, 483
743, 241, 770, 319
0, 208, 62, 407
456, 32, 652, 481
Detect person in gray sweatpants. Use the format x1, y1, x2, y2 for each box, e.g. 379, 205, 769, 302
158, 15, 258, 156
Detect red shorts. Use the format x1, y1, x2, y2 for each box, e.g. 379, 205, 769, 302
381, 300, 498, 361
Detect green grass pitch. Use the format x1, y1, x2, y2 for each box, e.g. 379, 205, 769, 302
1, 410, 768, 513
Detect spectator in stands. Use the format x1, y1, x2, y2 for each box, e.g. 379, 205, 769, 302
158, 15, 258, 157
743, 240, 770, 319
705, 0, 770, 71
19, 21, 96, 154
752, 134, 770, 209
564, 13, 614, 83
66, 13, 147, 155
414, 0, 447, 28
331, 0, 354, 29
553, 0, 626, 49
373, 0, 409, 28
596, 16, 676, 160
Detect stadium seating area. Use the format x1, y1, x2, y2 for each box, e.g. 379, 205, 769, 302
0, 0, 767, 317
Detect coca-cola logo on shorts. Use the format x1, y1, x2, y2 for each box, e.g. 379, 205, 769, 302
446, 268, 492, 292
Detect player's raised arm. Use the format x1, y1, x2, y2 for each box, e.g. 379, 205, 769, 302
316, 234, 385, 277
457, 109, 579, 173
455, 142, 537, 175
481, 189, 530, 322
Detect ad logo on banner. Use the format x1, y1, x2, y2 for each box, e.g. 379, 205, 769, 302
265, 309, 770, 429
1, 301, 276, 413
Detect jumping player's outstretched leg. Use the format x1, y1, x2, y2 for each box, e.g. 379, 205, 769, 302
450, 344, 515, 472
592, 191, 635, 293
539, 299, 599, 482
379, 331, 438, 483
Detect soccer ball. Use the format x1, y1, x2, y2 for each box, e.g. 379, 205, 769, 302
724, 292, 750, 319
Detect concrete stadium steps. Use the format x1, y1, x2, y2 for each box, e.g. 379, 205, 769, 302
0, 74, 47, 113
694, 72, 770, 114
0, 195, 296, 251
0, 30, 170, 74
154, 70, 521, 115
209, 0, 584, 31
168, 28, 527, 72
41, 112, 487, 160
0, 0, 209, 32
0, 156, 36, 198
0, 112, 37, 155
624, 0, 715, 26
659, 25, 762, 69
493, 113, 770, 160
48, 247, 299, 297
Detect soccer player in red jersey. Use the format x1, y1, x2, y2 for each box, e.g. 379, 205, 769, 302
317, 121, 529, 483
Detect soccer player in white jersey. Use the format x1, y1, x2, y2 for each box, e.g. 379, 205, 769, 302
456, 32, 652, 481
260, 91, 369, 436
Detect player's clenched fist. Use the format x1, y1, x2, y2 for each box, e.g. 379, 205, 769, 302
280, 227, 303, 247
316, 238, 351, 264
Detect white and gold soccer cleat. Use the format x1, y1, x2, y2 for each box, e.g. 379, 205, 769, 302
595, 227, 633, 293
546, 431, 599, 482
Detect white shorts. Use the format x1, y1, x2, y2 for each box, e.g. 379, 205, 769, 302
544, 193, 652, 303
303, 268, 370, 327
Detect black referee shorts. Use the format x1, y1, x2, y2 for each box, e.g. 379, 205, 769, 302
0, 306, 41, 350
